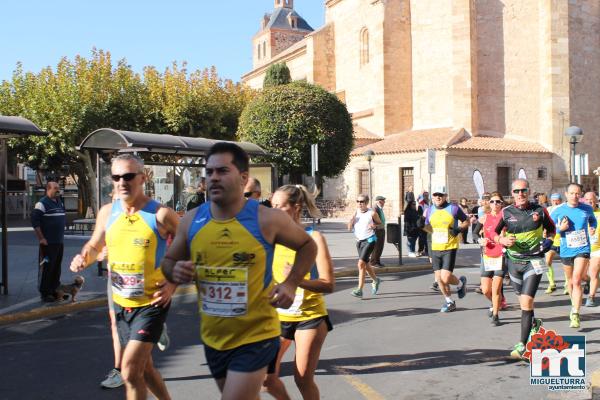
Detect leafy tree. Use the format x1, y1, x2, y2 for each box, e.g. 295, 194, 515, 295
263, 63, 291, 88
1, 50, 254, 214
238, 81, 353, 182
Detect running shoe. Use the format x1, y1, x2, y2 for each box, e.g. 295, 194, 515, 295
408, 252, 417, 258
544, 284, 556, 294
157, 323, 170, 351
585, 297, 598, 307
569, 312, 580, 329
100, 368, 124, 389
510, 342, 526, 359
350, 288, 363, 298
491, 315, 500, 326
457, 276, 468, 299
440, 301, 456, 313
500, 297, 508, 310
529, 318, 543, 340
371, 277, 381, 295
475, 287, 483, 294
563, 286, 570, 296
583, 281, 590, 295
488, 307, 493, 318
430, 281, 440, 292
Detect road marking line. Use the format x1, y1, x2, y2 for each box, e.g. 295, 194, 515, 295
332, 366, 386, 400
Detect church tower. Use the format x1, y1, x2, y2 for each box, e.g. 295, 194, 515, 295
252, 0, 313, 69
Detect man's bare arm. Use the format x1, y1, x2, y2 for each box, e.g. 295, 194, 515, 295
161, 211, 194, 283
70, 204, 111, 272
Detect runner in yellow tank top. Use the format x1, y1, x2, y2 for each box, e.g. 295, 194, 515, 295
70, 154, 179, 400
162, 143, 317, 400
263, 185, 335, 400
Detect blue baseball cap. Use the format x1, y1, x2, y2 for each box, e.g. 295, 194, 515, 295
550, 193, 561, 200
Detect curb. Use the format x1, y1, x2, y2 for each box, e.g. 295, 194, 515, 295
0, 263, 436, 326
592, 370, 600, 399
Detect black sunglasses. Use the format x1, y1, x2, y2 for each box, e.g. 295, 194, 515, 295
111, 172, 140, 182
512, 188, 528, 194
244, 191, 254, 198
489, 199, 503, 204
356, 200, 366, 203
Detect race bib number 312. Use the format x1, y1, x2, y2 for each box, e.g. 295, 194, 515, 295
197, 266, 248, 317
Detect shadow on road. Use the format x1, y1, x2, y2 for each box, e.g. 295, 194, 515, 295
279, 349, 515, 377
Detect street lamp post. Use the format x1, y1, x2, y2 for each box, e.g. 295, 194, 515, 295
565, 126, 583, 183
363, 149, 375, 203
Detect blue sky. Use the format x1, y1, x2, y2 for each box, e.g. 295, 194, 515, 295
0, 0, 324, 83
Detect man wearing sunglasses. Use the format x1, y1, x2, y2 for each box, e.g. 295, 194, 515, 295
348, 194, 382, 298
423, 186, 469, 312
494, 179, 556, 359
70, 154, 180, 400
551, 183, 597, 329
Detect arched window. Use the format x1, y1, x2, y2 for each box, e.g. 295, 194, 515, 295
257, 44, 261, 60
263, 41, 267, 58
360, 28, 369, 65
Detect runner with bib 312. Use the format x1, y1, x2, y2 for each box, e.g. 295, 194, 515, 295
161, 143, 317, 400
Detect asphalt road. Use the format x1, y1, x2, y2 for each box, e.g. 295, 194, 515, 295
1, 267, 598, 400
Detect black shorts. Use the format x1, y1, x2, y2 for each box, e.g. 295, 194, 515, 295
431, 249, 457, 272
114, 303, 169, 347
280, 315, 333, 341
506, 258, 542, 297
551, 246, 560, 255
561, 253, 590, 267
204, 337, 280, 380
356, 237, 376, 262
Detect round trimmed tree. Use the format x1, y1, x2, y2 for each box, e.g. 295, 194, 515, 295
238, 81, 353, 181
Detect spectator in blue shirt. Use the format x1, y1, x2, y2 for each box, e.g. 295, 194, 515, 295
31, 181, 66, 302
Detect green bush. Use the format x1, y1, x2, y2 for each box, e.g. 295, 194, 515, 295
263, 63, 291, 87
238, 81, 353, 179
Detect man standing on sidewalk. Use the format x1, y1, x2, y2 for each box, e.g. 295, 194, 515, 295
370, 195, 386, 267
31, 181, 66, 302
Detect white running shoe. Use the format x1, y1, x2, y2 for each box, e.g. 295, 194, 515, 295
157, 323, 170, 351
100, 368, 123, 389
408, 252, 417, 258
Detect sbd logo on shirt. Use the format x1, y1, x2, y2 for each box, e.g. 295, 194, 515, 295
527, 327, 586, 391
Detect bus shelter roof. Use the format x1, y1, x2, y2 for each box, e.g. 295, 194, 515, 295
0, 116, 47, 138
78, 128, 267, 156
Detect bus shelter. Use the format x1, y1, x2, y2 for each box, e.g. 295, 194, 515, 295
0, 116, 47, 294
78, 128, 274, 214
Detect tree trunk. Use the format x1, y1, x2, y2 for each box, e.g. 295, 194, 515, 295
74, 149, 98, 216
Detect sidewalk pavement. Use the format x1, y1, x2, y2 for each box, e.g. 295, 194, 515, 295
0, 220, 485, 325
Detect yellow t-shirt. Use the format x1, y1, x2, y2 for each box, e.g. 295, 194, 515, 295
188, 199, 280, 351
272, 229, 327, 322
105, 200, 167, 308
426, 203, 465, 251
590, 209, 600, 252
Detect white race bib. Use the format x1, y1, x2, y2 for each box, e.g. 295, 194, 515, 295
110, 262, 145, 298
432, 228, 449, 244
589, 234, 598, 245
531, 259, 548, 275
197, 266, 248, 317
483, 255, 503, 272
566, 229, 588, 248
277, 289, 304, 316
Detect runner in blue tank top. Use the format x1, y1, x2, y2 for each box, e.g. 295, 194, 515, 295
551, 183, 596, 329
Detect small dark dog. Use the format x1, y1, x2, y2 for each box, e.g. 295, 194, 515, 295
56, 276, 85, 302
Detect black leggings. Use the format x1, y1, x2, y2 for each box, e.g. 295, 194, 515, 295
507, 258, 542, 297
